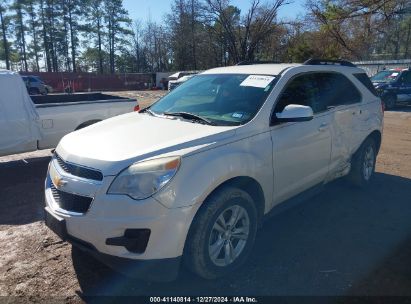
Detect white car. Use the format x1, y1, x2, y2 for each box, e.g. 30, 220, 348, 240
168, 75, 196, 91
0, 70, 138, 157
45, 60, 383, 281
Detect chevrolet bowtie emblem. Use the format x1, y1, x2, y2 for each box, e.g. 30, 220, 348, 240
53, 176, 67, 188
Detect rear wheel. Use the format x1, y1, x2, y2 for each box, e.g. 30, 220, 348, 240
348, 138, 377, 187
184, 186, 258, 279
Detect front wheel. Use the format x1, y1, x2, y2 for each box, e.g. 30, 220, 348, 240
347, 138, 377, 187
184, 186, 258, 279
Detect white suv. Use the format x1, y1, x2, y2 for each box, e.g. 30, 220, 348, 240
45, 60, 383, 281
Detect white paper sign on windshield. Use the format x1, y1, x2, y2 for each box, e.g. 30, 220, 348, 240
240, 75, 275, 88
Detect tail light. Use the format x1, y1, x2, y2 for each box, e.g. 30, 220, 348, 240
134, 104, 140, 112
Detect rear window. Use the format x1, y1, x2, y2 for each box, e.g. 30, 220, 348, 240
354, 73, 378, 96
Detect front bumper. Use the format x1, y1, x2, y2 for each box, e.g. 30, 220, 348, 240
44, 157, 198, 281
45, 207, 180, 281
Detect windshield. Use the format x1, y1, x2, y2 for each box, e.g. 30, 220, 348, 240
150, 74, 276, 126
371, 71, 401, 83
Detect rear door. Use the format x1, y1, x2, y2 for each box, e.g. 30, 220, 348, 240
316, 72, 363, 178
270, 73, 333, 204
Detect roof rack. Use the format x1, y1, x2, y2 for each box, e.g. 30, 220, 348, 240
237, 60, 281, 65
303, 58, 357, 67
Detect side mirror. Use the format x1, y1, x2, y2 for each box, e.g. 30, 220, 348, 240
274, 104, 314, 123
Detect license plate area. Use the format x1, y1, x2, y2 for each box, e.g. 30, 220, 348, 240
45, 208, 67, 241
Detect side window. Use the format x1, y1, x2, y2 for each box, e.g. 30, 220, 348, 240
316, 73, 361, 106
275, 74, 325, 114
400, 72, 411, 84
354, 73, 378, 96
275, 72, 361, 117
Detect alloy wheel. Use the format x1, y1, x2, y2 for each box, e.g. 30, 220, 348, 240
363, 145, 375, 181
208, 205, 250, 267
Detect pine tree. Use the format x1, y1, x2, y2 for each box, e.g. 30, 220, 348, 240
103, 0, 131, 74
11, 0, 28, 71
85, 0, 105, 73
0, 0, 11, 70
25, 0, 41, 71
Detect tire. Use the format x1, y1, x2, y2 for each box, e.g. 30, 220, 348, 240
384, 94, 396, 110
347, 137, 377, 187
28, 88, 40, 95
184, 186, 258, 279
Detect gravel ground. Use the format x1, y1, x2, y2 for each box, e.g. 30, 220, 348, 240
107, 90, 167, 109
0, 95, 411, 301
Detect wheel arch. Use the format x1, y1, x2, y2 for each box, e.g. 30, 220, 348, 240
200, 176, 266, 225
182, 175, 266, 273
368, 130, 382, 153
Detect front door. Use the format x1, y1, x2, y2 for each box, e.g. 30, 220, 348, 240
270, 73, 332, 204
397, 71, 411, 102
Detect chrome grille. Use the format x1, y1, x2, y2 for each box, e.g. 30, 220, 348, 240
50, 183, 93, 213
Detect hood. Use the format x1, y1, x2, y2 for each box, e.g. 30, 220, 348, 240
57, 112, 236, 175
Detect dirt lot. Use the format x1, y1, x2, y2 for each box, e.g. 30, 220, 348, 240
107, 90, 167, 109
0, 93, 411, 301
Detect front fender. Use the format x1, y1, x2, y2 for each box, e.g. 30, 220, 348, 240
154, 131, 274, 211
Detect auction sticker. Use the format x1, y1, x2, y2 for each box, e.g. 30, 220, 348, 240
240, 75, 275, 88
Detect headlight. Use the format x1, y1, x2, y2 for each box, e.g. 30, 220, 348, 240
107, 156, 181, 200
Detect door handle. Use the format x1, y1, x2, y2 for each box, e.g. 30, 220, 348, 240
318, 122, 328, 132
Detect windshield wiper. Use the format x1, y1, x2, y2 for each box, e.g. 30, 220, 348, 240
139, 107, 155, 116
163, 111, 216, 126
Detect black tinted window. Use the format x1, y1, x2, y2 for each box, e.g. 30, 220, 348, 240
354, 73, 378, 96
316, 73, 361, 106
275, 74, 326, 114
400, 71, 411, 84
275, 72, 361, 115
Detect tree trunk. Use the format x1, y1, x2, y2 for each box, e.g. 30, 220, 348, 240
68, 0, 76, 72
47, 0, 58, 72
404, 22, 411, 59
191, 0, 197, 70
97, 17, 103, 74
0, 5, 10, 70
40, 0, 52, 72
108, 15, 115, 74
16, 5, 28, 71
62, 2, 71, 71
28, 0, 40, 71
